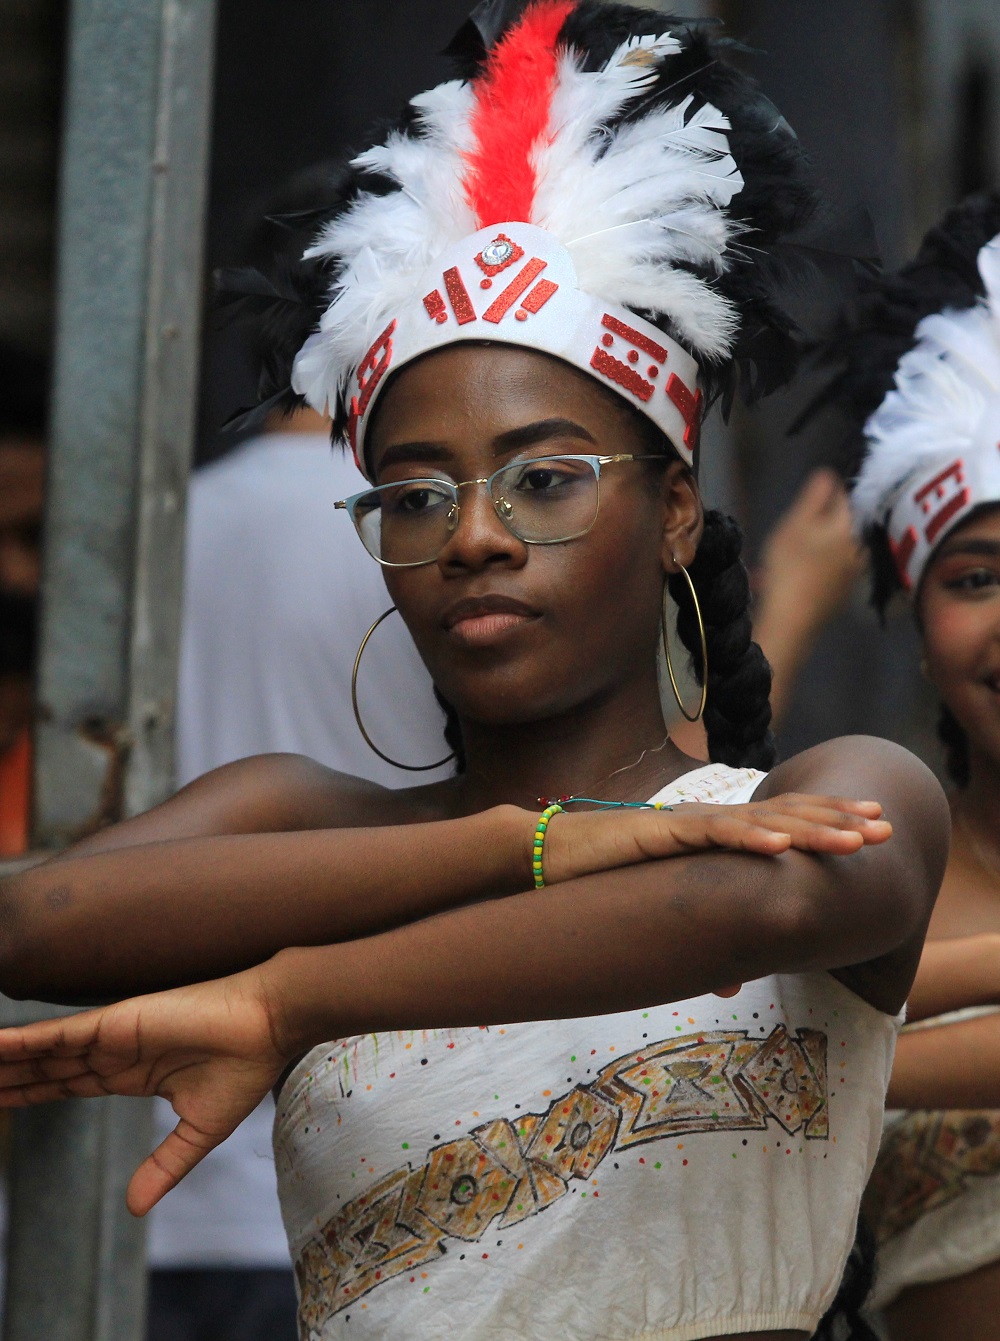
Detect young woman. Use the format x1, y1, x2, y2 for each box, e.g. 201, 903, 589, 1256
828, 192, 1000, 1340
0, 6, 946, 1340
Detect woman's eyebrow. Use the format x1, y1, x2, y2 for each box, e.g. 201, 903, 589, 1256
376, 441, 453, 471
492, 418, 597, 456
937, 538, 1000, 558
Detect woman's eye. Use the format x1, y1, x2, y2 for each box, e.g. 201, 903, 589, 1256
943, 567, 1000, 592
394, 486, 448, 514
521, 469, 558, 490
513, 464, 578, 492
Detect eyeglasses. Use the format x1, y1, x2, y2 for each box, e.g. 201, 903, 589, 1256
335, 453, 665, 568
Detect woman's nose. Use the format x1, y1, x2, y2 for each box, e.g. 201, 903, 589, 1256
436, 484, 526, 571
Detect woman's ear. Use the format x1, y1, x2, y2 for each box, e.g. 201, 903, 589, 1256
659, 461, 703, 572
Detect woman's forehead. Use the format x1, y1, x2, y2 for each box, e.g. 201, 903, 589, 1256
935, 503, 1000, 554
369, 343, 635, 453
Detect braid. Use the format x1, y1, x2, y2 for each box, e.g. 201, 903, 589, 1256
811, 1215, 880, 1341
938, 701, 970, 789
434, 687, 467, 775
670, 510, 776, 771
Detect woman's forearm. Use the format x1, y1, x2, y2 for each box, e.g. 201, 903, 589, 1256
0, 807, 534, 1003
905, 935, 1000, 1022
262, 840, 923, 1055
888, 1012, 1000, 1108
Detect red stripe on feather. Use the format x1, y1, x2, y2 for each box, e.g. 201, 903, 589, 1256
464, 0, 575, 229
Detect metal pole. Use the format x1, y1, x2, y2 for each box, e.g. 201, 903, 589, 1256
4, 0, 216, 1337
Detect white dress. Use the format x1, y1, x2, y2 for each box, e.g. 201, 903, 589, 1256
275, 763, 900, 1340
866, 1008, 1000, 1309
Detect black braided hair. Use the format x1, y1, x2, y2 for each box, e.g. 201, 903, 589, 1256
671, 510, 776, 770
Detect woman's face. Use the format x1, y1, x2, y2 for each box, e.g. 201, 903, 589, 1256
365, 344, 702, 727
918, 505, 1000, 769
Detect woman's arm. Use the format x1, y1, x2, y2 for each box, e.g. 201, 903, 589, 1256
0, 789, 886, 1003
0, 735, 945, 1212
0, 808, 530, 1002
905, 935, 1000, 1023
266, 736, 945, 1047
888, 1011, 1000, 1108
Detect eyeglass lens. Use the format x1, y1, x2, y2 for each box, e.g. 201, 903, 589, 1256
352, 456, 602, 566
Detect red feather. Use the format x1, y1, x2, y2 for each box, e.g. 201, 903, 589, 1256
464, 0, 575, 229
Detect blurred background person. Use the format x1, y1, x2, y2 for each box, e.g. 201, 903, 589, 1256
751, 467, 865, 732
145, 174, 452, 1341
829, 192, 1000, 1341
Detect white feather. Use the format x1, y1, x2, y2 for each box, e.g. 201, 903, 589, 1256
853, 235, 1000, 527
295, 80, 478, 412
294, 38, 749, 409
533, 51, 744, 356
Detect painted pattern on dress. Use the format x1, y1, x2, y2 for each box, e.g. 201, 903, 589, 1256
865, 1109, 1000, 1244
294, 1022, 828, 1332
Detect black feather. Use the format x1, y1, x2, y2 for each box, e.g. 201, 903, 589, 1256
555, 5, 827, 408
444, 0, 537, 73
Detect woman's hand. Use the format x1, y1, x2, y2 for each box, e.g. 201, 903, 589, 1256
540, 792, 891, 886
0, 968, 289, 1216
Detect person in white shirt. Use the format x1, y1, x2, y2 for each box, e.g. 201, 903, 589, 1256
148, 405, 451, 1341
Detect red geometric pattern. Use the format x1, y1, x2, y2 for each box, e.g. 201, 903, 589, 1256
483, 257, 548, 323
666, 372, 702, 452
590, 346, 655, 403
888, 526, 918, 589
347, 321, 396, 459
443, 267, 476, 325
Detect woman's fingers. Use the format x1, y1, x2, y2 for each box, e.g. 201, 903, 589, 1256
760, 792, 884, 818
0, 1053, 96, 1091
0, 1069, 117, 1106
126, 1118, 223, 1217
656, 803, 890, 849
544, 791, 894, 882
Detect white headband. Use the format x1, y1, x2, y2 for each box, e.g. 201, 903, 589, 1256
292, 223, 703, 477
854, 236, 1000, 590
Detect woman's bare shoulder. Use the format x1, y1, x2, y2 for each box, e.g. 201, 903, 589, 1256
173, 752, 454, 832
754, 734, 943, 812
65, 753, 450, 856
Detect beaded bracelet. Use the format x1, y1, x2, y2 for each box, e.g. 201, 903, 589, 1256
532, 803, 564, 888
532, 795, 675, 889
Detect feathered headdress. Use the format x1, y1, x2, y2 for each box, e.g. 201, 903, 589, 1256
223, 0, 818, 478
839, 193, 1000, 598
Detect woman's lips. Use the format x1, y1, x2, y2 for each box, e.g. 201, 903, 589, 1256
448, 610, 537, 645
441, 596, 540, 646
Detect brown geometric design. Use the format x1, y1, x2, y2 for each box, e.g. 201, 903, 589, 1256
743, 1026, 829, 1138
865, 1109, 1000, 1244
524, 1086, 620, 1182
416, 1122, 523, 1241
294, 1023, 829, 1334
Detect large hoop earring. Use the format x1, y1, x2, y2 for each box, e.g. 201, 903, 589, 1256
662, 564, 708, 723
352, 607, 456, 772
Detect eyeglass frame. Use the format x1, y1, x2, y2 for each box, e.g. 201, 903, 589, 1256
333, 452, 669, 568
